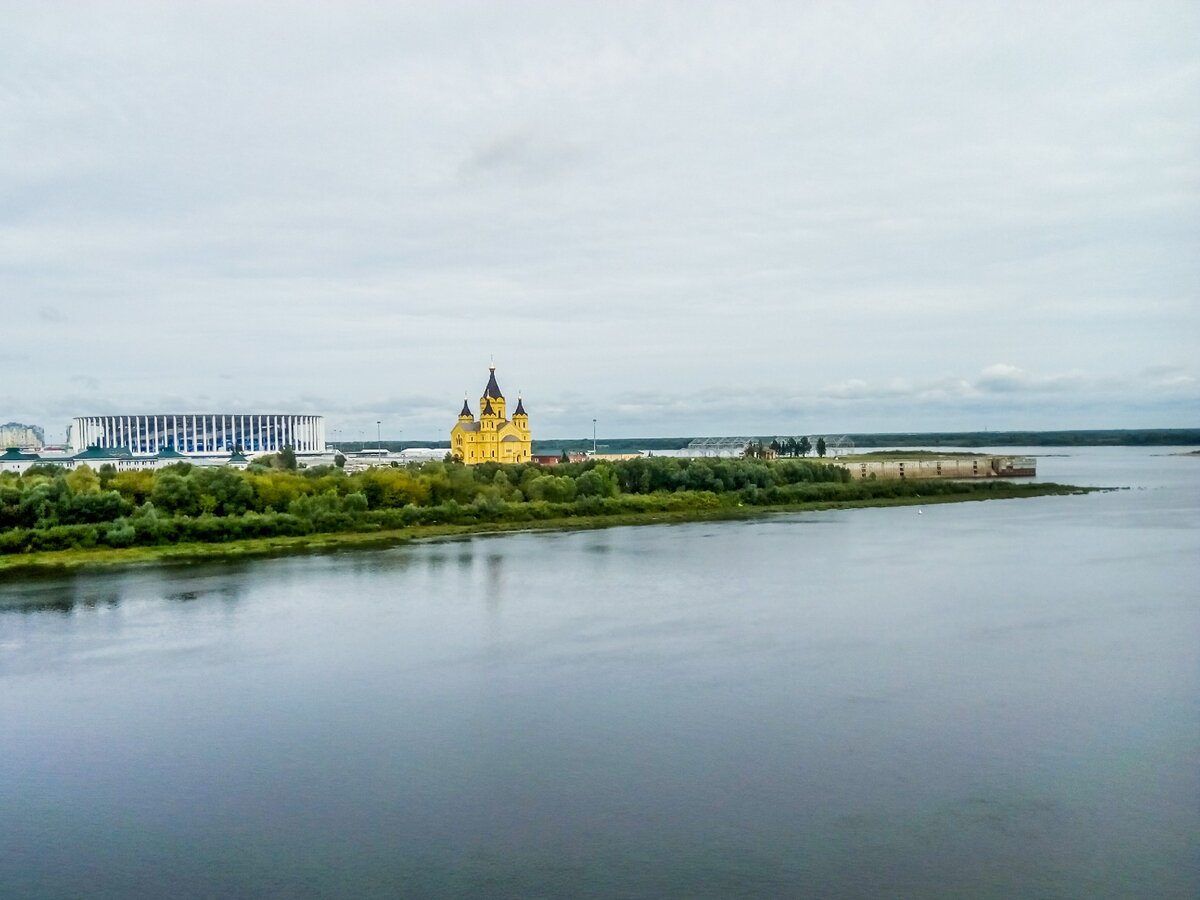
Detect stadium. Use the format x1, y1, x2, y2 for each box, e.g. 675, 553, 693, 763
69, 414, 326, 457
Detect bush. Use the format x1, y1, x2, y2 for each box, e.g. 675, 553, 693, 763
103, 519, 136, 548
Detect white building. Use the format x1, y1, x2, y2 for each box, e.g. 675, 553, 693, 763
1, 422, 44, 450
69, 414, 326, 457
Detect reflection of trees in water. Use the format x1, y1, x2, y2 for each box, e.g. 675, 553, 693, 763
0, 567, 256, 615
0, 585, 122, 615
5, 595, 77, 614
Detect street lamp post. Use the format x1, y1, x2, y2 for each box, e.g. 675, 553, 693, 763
377, 421, 382, 455
592, 418, 597, 455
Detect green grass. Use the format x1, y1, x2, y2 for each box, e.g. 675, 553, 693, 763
0, 482, 1096, 575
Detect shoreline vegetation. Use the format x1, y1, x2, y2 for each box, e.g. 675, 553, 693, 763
0, 454, 1095, 574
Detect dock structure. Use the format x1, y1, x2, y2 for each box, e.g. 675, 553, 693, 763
835, 456, 1036, 480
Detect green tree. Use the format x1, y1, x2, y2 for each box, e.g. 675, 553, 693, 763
193, 467, 254, 516
104, 517, 136, 547
576, 466, 618, 498
62, 490, 128, 525
798, 436, 812, 457
110, 469, 156, 505
816, 437, 827, 457
150, 472, 201, 516
525, 474, 576, 503
66, 464, 100, 496
334, 454, 346, 469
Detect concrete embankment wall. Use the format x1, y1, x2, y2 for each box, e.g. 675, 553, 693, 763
837, 456, 1036, 480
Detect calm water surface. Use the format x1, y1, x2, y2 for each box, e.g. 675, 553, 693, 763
2, 447, 1197, 898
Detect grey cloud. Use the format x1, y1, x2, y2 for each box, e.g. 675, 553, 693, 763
975, 364, 1087, 395
459, 131, 584, 185
1, 2, 1197, 438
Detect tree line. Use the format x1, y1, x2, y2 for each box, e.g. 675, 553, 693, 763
0, 454, 1011, 555
743, 437, 828, 458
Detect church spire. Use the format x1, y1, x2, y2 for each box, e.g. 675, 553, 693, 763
514, 396, 527, 416
459, 397, 472, 418
483, 365, 503, 400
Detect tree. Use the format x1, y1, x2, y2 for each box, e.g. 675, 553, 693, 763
334, 454, 346, 469
576, 466, 618, 498
110, 469, 156, 505
151, 472, 201, 516
560, 450, 570, 463
66, 464, 100, 496
816, 437, 827, 457
279, 446, 298, 470
769, 439, 782, 457
193, 467, 254, 516
798, 436, 812, 457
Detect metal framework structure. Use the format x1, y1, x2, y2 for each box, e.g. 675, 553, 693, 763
825, 435, 855, 456
684, 437, 754, 457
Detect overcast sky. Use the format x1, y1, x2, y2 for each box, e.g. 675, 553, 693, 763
3, 1, 1197, 442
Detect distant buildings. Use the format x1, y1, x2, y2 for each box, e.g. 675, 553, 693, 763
0, 445, 248, 475
451, 367, 531, 465
1, 422, 44, 450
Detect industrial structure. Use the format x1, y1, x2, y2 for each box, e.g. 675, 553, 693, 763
68, 414, 326, 457
450, 367, 531, 465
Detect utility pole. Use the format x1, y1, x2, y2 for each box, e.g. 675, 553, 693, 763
377, 421, 381, 454
592, 418, 597, 455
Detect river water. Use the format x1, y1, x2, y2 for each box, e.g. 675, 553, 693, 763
1, 447, 1197, 898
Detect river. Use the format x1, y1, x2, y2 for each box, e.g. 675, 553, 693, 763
1, 447, 1197, 898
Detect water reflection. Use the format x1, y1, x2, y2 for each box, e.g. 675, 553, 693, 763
0, 447, 1196, 899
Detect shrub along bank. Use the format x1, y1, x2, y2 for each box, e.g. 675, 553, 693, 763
0, 456, 1073, 558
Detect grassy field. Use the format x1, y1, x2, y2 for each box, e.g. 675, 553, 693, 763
0, 482, 1094, 575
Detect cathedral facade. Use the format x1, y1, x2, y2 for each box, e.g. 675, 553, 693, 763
450, 366, 531, 465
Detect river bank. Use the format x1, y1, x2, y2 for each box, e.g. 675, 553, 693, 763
0, 481, 1093, 575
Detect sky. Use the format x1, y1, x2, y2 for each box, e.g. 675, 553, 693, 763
2, 1, 1197, 443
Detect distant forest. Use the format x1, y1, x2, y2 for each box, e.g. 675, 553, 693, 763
334, 429, 1200, 455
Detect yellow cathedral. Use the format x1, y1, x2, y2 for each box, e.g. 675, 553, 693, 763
451, 366, 532, 465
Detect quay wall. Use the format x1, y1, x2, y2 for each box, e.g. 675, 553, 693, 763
837, 456, 1036, 480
